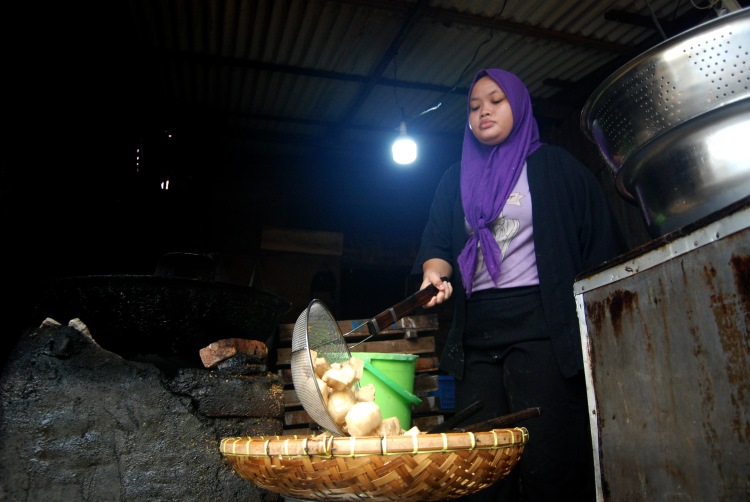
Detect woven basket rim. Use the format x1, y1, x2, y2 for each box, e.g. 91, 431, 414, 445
220, 427, 528, 459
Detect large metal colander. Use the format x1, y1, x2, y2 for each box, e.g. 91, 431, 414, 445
581, 8, 749, 174
581, 8, 750, 237
290, 283, 442, 435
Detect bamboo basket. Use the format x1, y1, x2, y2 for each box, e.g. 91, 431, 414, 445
220, 427, 528, 501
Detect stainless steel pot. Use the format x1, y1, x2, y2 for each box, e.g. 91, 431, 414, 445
581, 9, 750, 237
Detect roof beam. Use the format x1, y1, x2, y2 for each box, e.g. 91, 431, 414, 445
331, 0, 634, 55
334, 0, 431, 131
144, 48, 459, 94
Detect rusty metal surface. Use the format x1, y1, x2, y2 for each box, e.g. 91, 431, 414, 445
575, 206, 749, 501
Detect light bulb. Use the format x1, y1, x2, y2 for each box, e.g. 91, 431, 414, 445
392, 122, 417, 165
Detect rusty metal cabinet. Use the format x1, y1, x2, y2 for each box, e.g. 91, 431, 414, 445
575, 200, 749, 501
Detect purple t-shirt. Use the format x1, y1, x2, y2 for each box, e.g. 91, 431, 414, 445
465, 162, 539, 291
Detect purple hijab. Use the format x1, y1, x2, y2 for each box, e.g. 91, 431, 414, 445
457, 69, 543, 297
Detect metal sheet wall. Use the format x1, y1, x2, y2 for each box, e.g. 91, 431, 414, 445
575, 203, 750, 501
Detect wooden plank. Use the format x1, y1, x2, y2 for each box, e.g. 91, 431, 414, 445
276, 336, 435, 365
279, 369, 293, 386
284, 389, 300, 407
276, 348, 294, 366
352, 336, 436, 356
276, 368, 294, 387
414, 375, 439, 395
261, 228, 343, 256
412, 396, 439, 414
285, 409, 314, 426
282, 427, 317, 436
276, 348, 295, 366
278, 314, 439, 342
413, 415, 444, 431
415, 356, 439, 373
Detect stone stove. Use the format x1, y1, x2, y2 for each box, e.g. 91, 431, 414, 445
0, 318, 283, 501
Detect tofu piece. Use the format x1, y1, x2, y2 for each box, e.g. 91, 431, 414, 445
375, 416, 402, 436
345, 401, 382, 436
322, 363, 356, 391
348, 356, 364, 381
356, 383, 376, 402
404, 426, 423, 437
312, 350, 331, 378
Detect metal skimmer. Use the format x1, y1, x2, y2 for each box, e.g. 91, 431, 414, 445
291, 282, 443, 435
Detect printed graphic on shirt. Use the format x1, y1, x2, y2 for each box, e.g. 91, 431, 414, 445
476, 192, 523, 263
492, 209, 521, 258
506, 192, 524, 207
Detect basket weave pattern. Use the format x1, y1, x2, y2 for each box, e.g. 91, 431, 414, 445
220, 428, 527, 501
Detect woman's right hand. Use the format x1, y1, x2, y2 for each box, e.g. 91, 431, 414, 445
421, 259, 453, 307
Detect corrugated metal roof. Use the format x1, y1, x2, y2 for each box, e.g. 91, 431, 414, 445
26, 1, 742, 209
80, 0, 739, 250
123, 0, 720, 146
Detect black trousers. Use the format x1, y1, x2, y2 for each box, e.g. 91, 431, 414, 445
453, 287, 595, 502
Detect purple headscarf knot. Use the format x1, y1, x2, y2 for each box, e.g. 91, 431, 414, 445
457, 69, 543, 297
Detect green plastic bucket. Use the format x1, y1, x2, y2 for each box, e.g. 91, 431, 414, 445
351, 352, 422, 430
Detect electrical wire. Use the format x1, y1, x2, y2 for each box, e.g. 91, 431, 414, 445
392, 58, 406, 123
393, 0, 509, 123
644, 0, 668, 40
690, 0, 721, 9
670, 0, 685, 21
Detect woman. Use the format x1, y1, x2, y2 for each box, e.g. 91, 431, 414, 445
413, 69, 625, 500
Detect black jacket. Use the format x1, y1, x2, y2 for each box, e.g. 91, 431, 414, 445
413, 145, 626, 378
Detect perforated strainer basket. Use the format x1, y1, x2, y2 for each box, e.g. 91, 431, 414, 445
581, 8, 749, 177
580, 8, 750, 237
291, 283, 442, 435
291, 300, 353, 434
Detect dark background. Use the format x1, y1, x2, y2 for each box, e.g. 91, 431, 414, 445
6, 1, 739, 362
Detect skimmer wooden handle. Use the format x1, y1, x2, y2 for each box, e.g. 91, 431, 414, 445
365, 277, 448, 337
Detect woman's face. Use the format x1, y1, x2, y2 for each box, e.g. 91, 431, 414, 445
468, 76, 514, 146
